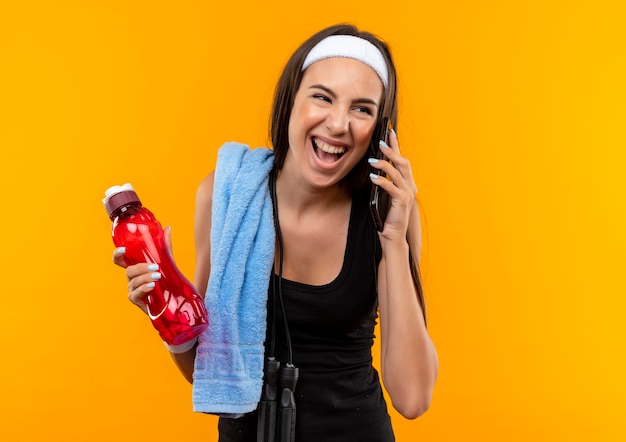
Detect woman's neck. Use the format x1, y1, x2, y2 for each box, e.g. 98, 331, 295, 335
274, 167, 352, 215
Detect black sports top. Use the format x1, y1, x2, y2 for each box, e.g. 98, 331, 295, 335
218, 191, 395, 441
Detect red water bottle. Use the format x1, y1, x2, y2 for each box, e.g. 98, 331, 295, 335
103, 183, 209, 346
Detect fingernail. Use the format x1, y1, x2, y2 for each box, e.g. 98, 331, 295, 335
116, 247, 126, 254
390, 128, 396, 136
368, 157, 379, 164
369, 173, 379, 180
379, 140, 390, 149
151, 272, 161, 280
148, 263, 159, 271
146, 282, 155, 289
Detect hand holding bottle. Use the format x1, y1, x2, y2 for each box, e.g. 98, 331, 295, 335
104, 184, 209, 347
112, 226, 174, 315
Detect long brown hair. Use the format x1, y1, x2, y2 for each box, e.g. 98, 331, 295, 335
269, 24, 427, 324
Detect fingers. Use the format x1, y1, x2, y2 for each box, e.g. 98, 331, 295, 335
126, 262, 161, 313
126, 262, 160, 281
388, 130, 418, 194
385, 131, 414, 180
112, 247, 128, 268
369, 132, 418, 236
112, 247, 157, 314
370, 132, 417, 199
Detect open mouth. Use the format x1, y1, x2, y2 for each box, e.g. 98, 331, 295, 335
312, 137, 346, 163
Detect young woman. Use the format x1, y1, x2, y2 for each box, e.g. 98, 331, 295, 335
115, 24, 438, 441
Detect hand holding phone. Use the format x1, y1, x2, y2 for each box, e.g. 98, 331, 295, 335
369, 117, 392, 232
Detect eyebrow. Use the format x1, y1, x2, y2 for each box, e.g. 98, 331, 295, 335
308, 84, 380, 108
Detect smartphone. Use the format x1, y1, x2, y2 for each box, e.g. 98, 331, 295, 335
369, 117, 392, 232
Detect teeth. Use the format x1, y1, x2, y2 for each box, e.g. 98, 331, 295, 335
314, 138, 345, 155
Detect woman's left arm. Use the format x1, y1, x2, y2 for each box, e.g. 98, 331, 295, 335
370, 131, 439, 419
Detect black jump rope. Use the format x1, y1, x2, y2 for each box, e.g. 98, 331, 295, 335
257, 169, 298, 442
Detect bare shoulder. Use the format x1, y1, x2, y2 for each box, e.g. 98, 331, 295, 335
196, 171, 215, 205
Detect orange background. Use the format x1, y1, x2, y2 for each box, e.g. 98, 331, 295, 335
1, 1, 625, 441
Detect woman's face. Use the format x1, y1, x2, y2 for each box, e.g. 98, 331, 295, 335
285, 57, 384, 189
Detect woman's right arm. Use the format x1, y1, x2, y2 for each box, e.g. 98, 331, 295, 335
168, 172, 215, 383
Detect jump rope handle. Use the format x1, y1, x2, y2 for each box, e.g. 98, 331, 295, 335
278, 364, 299, 442
257, 358, 281, 442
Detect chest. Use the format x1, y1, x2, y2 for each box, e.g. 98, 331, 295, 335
269, 198, 381, 347
277, 208, 350, 286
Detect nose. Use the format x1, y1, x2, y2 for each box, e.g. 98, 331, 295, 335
325, 106, 349, 135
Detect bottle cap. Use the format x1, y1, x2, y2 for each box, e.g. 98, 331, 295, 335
103, 183, 141, 218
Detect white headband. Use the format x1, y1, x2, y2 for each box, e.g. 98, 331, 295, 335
302, 35, 389, 88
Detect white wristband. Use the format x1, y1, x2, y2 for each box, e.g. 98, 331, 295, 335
163, 337, 198, 354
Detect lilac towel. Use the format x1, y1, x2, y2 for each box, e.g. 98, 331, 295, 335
192, 142, 275, 416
